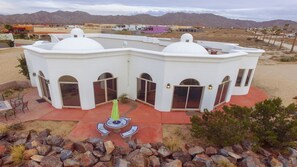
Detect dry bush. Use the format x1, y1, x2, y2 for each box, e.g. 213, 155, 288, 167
10, 145, 25, 164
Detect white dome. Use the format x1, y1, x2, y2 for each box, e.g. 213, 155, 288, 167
163, 34, 208, 55
52, 28, 104, 51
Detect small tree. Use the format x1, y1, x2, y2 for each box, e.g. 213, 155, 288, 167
15, 54, 29, 79
191, 105, 252, 146
251, 98, 297, 148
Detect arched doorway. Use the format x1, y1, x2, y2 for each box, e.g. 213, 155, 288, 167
59, 75, 80, 107
172, 79, 204, 110
137, 73, 156, 106
214, 76, 231, 106
93, 72, 117, 105
38, 71, 51, 102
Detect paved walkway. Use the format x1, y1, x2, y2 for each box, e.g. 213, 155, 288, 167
1, 87, 268, 146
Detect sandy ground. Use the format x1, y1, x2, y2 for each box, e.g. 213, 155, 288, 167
252, 64, 297, 105
0, 47, 27, 84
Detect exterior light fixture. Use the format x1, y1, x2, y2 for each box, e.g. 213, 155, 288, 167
166, 83, 171, 89
45, 80, 50, 84
32, 72, 36, 77
208, 84, 213, 90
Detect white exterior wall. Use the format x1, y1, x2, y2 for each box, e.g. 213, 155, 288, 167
23, 33, 264, 112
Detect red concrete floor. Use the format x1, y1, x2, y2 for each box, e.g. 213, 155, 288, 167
1, 87, 268, 147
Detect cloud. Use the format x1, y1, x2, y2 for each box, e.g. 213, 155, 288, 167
0, 0, 296, 21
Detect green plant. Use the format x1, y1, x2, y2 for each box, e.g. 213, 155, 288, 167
280, 56, 296, 62
190, 105, 252, 147
251, 98, 297, 148
10, 145, 25, 164
3, 89, 14, 98
16, 54, 29, 79
118, 93, 129, 104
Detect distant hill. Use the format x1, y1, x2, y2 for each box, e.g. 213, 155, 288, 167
0, 11, 297, 28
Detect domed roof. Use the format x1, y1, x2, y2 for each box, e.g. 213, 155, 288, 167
162, 34, 208, 55
52, 28, 104, 51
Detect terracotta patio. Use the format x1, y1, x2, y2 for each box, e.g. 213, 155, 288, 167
0, 87, 268, 147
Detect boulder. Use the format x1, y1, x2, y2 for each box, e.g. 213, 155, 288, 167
38, 129, 51, 139
126, 149, 149, 167
242, 140, 253, 150
2, 155, 13, 165
164, 159, 182, 167
288, 147, 297, 158
84, 142, 94, 152
188, 146, 204, 156
205, 146, 217, 156
95, 140, 106, 153
13, 138, 27, 145
140, 146, 153, 156
74, 141, 87, 153
258, 148, 271, 157
115, 158, 131, 167
128, 140, 137, 150
46, 135, 64, 147
149, 155, 160, 167
218, 148, 229, 157
278, 155, 289, 167
0, 144, 8, 157
240, 156, 264, 167
100, 153, 112, 162
223, 146, 234, 152
93, 150, 104, 158
28, 130, 39, 141
31, 139, 42, 148
192, 154, 213, 167
23, 148, 38, 160
37, 144, 51, 156
30, 155, 44, 162
104, 141, 115, 155
60, 149, 73, 161
79, 151, 98, 166
25, 160, 42, 167
40, 155, 63, 167
158, 146, 172, 157
63, 139, 74, 150
85, 137, 102, 145
52, 146, 63, 153
228, 151, 242, 160
270, 157, 283, 167
63, 158, 80, 167
172, 151, 192, 164
232, 144, 244, 154
142, 143, 152, 149
211, 155, 232, 166
93, 161, 111, 167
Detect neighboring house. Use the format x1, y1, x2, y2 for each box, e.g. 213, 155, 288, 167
142, 26, 169, 34
112, 24, 146, 31
23, 28, 264, 112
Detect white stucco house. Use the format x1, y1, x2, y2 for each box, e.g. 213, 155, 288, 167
23, 28, 264, 112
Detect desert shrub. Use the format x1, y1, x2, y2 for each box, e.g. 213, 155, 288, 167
191, 105, 252, 147
118, 93, 129, 104
280, 56, 296, 62
251, 98, 297, 148
0, 125, 8, 134
8, 123, 25, 131
16, 54, 29, 79
10, 145, 25, 164
163, 137, 182, 152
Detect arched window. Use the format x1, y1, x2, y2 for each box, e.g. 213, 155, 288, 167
214, 76, 231, 106
59, 75, 80, 107
94, 72, 117, 105
38, 71, 51, 101
172, 78, 204, 110
180, 78, 200, 85
137, 73, 156, 105
140, 73, 152, 81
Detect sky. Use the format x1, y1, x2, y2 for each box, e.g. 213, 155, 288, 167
0, 0, 296, 21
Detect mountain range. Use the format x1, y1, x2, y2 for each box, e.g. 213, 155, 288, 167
0, 11, 297, 28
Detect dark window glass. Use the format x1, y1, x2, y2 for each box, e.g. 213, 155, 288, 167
235, 69, 245, 87
221, 81, 230, 102
137, 78, 146, 101
245, 69, 253, 86
93, 81, 106, 104
107, 78, 117, 101
146, 81, 156, 105
180, 79, 199, 85
60, 83, 80, 107
186, 87, 203, 108
214, 84, 223, 106
98, 73, 113, 80
172, 87, 188, 108
140, 73, 152, 81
